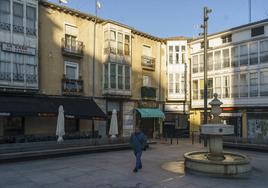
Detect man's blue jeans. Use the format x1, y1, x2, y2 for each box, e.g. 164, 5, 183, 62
134, 151, 142, 169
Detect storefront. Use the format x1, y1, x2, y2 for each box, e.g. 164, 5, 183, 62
0, 95, 106, 143
164, 103, 189, 138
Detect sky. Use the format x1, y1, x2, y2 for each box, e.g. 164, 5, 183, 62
50, 0, 268, 38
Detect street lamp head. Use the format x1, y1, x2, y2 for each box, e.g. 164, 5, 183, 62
206, 8, 212, 14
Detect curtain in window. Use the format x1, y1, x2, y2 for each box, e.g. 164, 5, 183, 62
0, 0, 10, 24
13, 3, 23, 27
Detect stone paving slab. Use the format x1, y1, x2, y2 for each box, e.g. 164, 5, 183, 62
0, 140, 268, 188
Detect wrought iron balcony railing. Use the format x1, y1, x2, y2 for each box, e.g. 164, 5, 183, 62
141, 86, 156, 99
62, 77, 83, 95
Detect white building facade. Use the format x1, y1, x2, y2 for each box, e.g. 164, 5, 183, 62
164, 38, 189, 136
190, 19, 268, 141
0, 0, 38, 91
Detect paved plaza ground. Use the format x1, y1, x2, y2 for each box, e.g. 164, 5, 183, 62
0, 140, 268, 188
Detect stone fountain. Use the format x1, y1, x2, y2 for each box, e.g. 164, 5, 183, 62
184, 94, 251, 177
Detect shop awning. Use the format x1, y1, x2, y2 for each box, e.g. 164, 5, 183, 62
136, 108, 165, 119
0, 95, 106, 119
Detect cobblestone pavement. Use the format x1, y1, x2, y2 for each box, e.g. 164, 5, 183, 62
0, 140, 268, 188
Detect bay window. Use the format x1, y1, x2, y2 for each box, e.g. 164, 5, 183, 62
249, 42, 258, 65
260, 40, 268, 63
0, 0, 10, 30
240, 44, 248, 66
26, 6, 36, 35
13, 2, 23, 33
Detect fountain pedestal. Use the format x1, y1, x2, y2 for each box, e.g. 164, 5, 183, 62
184, 94, 251, 177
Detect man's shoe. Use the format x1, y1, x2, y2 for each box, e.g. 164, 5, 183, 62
133, 168, 138, 173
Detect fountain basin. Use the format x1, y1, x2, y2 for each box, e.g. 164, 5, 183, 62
184, 151, 251, 177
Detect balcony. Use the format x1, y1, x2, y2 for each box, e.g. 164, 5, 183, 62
0, 22, 10, 31
141, 56, 155, 71
62, 77, 83, 95
141, 86, 156, 99
61, 38, 84, 58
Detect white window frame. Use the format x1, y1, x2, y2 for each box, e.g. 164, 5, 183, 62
64, 61, 79, 80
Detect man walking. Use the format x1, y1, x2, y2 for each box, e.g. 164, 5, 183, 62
130, 127, 146, 173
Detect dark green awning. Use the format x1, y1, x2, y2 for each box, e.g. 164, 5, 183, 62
136, 108, 165, 119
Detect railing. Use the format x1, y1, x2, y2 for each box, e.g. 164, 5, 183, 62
0, 72, 11, 81
26, 27, 36, 36
0, 22, 10, 31
141, 86, 156, 99
13, 25, 24, 33
141, 55, 155, 70
61, 38, 84, 57
62, 77, 83, 95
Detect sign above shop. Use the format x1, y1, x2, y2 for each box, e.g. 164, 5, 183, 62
164, 104, 189, 112
1, 43, 36, 56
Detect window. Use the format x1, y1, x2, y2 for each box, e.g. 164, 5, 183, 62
169, 46, 173, 64
250, 72, 258, 97
208, 78, 213, 98
223, 76, 230, 98
249, 42, 258, 65
124, 35, 130, 56
169, 74, 173, 93
182, 53, 186, 64
240, 73, 248, 97
231, 46, 239, 67
181, 45, 186, 52
65, 35, 77, 52
110, 64, 116, 89
192, 55, 198, 73
201, 41, 209, 49
181, 74, 185, 94
260, 40, 268, 63
215, 77, 221, 98
110, 30, 116, 54
208, 52, 213, 71
222, 34, 232, 43
175, 73, 180, 93
223, 49, 230, 68
214, 50, 221, 70
104, 64, 108, 89
175, 46, 179, 64
193, 80, 198, 100
125, 66, 130, 90
110, 30, 116, 40
117, 32, 123, 55
240, 44, 248, 66
65, 62, 78, 80
231, 75, 239, 98
25, 55, 37, 83
118, 65, 123, 89
260, 71, 268, 96
13, 54, 24, 82
104, 30, 109, 50
26, 6, 36, 35
0, 0, 10, 30
251, 26, 264, 37
143, 45, 152, 57
199, 54, 204, 72
143, 75, 151, 87
0, 51, 11, 81
200, 79, 204, 99
13, 2, 23, 33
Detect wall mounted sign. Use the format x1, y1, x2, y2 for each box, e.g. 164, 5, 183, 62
1, 43, 36, 56
164, 104, 189, 112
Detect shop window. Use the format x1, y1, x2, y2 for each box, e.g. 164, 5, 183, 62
3, 117, 24, 136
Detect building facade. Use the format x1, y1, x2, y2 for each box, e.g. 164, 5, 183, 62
164, 38, 190, 137
189, 19, 268, 141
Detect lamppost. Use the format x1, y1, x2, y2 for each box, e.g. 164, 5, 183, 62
200, 7, 212, 125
